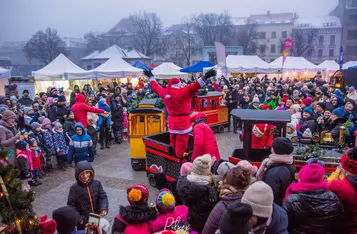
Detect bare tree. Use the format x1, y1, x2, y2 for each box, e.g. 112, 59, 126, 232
192, 12, 233, 46
291, 28, 318, 57
127, 12, 163, 56
235, 23, 259, 55
23, 27, 68, 65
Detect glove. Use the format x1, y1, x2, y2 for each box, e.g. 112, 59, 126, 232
144, 70, 154, 78
203, 69, 217, 81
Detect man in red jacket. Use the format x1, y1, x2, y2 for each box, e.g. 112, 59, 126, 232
327, 147, 357, 234
71, 94, 106, 128
190, 112, 221, 161
144, 69, 216, 157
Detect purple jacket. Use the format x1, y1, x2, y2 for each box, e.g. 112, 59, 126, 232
202, 193, 243, 234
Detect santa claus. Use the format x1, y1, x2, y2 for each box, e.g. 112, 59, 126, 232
251, 104, 275, 149
144, 69, 216, 157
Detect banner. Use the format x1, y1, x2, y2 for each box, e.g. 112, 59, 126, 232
282, 38, 293, 66
215, 42, 226, 67
339, 46, 343, 70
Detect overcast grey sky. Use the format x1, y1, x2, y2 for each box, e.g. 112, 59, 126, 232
0, 0, 338, 42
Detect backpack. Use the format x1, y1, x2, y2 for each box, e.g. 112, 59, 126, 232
115, 215, 151, 234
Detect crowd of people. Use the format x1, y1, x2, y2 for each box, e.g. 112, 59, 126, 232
1, 72, 357, 234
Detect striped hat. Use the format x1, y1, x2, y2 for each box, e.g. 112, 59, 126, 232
156, 189, 175, 213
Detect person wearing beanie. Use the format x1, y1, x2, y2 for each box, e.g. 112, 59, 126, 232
18, 89, 33, 106
203, 167, 251, 234
143, 69, 216, 158
322, 107, 346, 141
149, 189, 192, 233
112, 184, 156, 233
289, 104, 301, 128
301, 97, 312, 109
298, 106, 317, 136
190, 112, 221, 161
249, 95, 260, 109
256, 137, 294, 206
237, 160, 258, 177
53, 122, 69, 171
48, 94, 68, 124
217, 202, 253, 234
284, 164, 344, 234
242, 181, 288, 234
177, 156, 218, 233
347, 86, 357, 102
187, 154, 213, 185
286, 122, 297, 139
215, 161, 235, 182
328, 147, 357, 234
67, 161, 108, 230
52, 206, 86, 234
41, 117, 56, 172
15, 140, 31, 180
315, 102, 326, 117
0, 110, 19, 165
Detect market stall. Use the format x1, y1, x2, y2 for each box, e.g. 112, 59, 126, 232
152, 62, 187, 80
225, 55, 281, 73
318, 60, 340, 81
344, 61, 357, 69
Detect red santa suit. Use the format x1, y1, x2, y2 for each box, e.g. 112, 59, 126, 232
149, 77, 206, 157
251, 123, 275, 149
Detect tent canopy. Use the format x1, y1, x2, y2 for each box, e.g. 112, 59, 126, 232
132, 61, 152, 70
345, 61, 357, 69
90, 55, 143, 78
348, 65, 357, 70
153, 62, 187, 80
34, 53, 91, 81
0, 67, 10, 79
271, 56, 319, 72
180, 61, 214, 73
225, 55, 280, 73
317, 60, 339, 71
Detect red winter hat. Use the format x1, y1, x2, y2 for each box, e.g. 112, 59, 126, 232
281, 97, 288, 103
302, 97, 312, 107
341, 147, 357, 175
298, 164, 325, 184
127, 184, 149, 205
260, 104, 270, 110
39, 215, 57, 234
165, 78, 182, 99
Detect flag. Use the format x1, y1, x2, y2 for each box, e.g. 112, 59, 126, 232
282, 38, 293, 66
215, 42, 226, 67
339, 46, 343, 70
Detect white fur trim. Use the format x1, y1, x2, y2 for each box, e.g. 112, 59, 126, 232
165, 95, 171, 99
198, 77, 206, 87
168, 126, 192, 134
171, 82, 182, 89
149, 76, 156, 83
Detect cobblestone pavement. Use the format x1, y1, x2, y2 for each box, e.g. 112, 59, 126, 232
32, 131, 241, 225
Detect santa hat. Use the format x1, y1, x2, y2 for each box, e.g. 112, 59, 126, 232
260, 104, 270, 110
166, 78, 182, 99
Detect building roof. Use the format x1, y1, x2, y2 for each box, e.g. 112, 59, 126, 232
232, 17, 249, 26
107, 18, 135, 35
294, 16, 342, 29
81, 45, 150, 61
249, 12, 295, 24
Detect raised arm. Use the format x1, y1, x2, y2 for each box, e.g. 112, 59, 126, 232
144, 70, 167, 99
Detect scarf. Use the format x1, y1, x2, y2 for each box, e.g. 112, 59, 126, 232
256, 154, 293, 181
219, 184, 244, 197
284, 181, 327, 201
187, 173, 212, 185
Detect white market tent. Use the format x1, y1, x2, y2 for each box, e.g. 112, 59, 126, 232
89, 55, 143, 78
270, 56, 320, 72
225, 55, 281, 73
33, 54, 92, 81
344, 61, 357, 69
0, 67, 10, 79
317, 60, 339, 72
153, 62, 187, 80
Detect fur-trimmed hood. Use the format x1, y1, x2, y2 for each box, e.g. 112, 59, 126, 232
119, 204, 157, 225
149, 205, 189, 232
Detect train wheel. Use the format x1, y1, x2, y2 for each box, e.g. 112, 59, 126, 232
218, 125, 225, 133
148, 173, 157, 188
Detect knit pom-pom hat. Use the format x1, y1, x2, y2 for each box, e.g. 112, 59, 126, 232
127, 184, 149, 205
156, 189, 176, 213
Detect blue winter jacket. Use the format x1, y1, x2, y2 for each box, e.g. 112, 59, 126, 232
97, 99, 111, 127
67, 123, 94, 164
266, 203, 289, 234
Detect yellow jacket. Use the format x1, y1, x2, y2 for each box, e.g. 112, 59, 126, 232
326, 166, 346, 183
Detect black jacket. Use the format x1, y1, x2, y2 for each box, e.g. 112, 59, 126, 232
266, 204, 289, 234
176, 176, 218, 233
300, 116, 317, 133
154, 173, 181, 205
18, 96, 33, 106
283, 189, 344, 234
264, 164, 295, 206
67, 161, 108, 225
325, 118, 345, 140
225, 90, 239, 109
48, 103, 68, 124
63, 118, 76, 139
111, 204, 157, 234
111, 100, 123, 128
